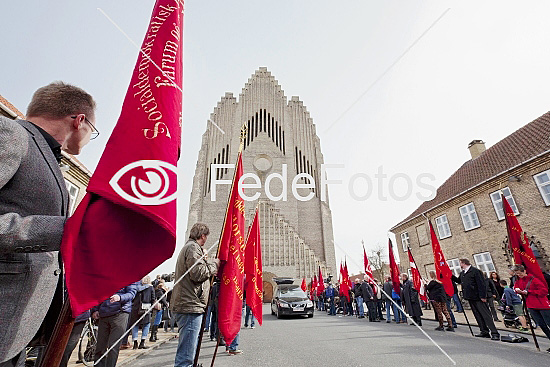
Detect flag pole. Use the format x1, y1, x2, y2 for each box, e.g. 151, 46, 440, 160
521, 295, 540, 351
457, 291, 474, 336
195, 123, 247, 367
37, 296, 74, 367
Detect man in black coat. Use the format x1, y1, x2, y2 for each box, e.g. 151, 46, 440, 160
451, 258, 500, 340
361, 280, 378, 322
400, 274, 422, 326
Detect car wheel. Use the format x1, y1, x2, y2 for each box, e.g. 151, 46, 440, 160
271, 306, 275, 315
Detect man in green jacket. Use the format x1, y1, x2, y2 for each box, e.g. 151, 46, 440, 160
171, 223, 220, 367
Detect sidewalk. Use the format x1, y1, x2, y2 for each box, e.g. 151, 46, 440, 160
68, 330, 178, 366
422, 307, 547, 338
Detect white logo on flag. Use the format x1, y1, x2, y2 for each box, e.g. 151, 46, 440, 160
110, 160, 177, 206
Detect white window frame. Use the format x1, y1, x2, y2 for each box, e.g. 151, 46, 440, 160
401, 232, 410, 252
490, 187, 519, 220
534, 169, 550, 206
65, 179, 80, 215
447, 258, 461, 277
435, 214, 452, 239
459, 202, 480, 231
473, 252, 496, 277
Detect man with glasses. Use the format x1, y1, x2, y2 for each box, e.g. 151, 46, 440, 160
0, 82, 96, 367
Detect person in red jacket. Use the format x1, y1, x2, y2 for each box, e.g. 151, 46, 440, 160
512, 264, 550, 353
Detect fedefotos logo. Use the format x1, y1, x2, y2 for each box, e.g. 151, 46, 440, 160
210, 163, 436, 203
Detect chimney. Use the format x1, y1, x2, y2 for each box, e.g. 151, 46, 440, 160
468, 140, 486, 159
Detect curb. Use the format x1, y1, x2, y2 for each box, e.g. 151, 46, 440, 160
118, 335, 178, 366
420, 315, 543, 337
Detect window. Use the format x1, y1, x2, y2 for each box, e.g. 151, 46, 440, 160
447, 258, 461, 277
490, 187, 519, 220
435, 214, 451, 239
65, 179, 80, 215
401, 232, 410, 252
534, 169, 550, 205
473, 252, 496, 277
459, 202, 480, 231
416, 224, 429, 246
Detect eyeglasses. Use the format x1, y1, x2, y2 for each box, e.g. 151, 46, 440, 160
71, 115, 99, 140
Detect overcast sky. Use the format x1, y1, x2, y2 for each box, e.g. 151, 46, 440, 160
2, 1, 550, 277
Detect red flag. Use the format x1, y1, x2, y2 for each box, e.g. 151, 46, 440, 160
244, 208, 263, 325
388, 239, 401, 294
310, 277, 315, 299
503, 194, 545, 283
301, 278, 307, 292
429, 222, 454, 297
217, 152, 246, 345
62, 0, 183, 315
363, 245, 374, 281
317, 267, 325, 296
339, 263, 349, 301
408, 248, 427, 302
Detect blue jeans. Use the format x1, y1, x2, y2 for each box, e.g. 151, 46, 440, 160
528, 308, 550, 340
318, 299, 324, 311
244, 305, 255, 327
228, 332, 240, 351
446, 299, 457, 327
392, 300, 405, 322
452, 294, 463, 312
174, 313, 203, 367
386, 300, 392, 321
132, 322, 151, 340
154, 309, 163, 326
204, 305, 212, 330
329, 298, 336, 315
356, 296, 364, 317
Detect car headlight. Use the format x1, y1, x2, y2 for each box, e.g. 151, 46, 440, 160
306, 301, 313, 307
279, 302, 290, 308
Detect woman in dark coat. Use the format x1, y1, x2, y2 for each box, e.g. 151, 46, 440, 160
130, 276, 156, 349
426, 270, 454, 331
400, 273, 423, 326
150, 282, 170, 342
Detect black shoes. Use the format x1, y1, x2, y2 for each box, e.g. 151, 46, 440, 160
475, 333, 490, 338
434, 326, 444, 331
133, 340, 138, 350
491, 335, 500, 341
138, 339, 149, 349
445, 326, 455, 332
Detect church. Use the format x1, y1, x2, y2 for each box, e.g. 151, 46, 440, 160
186, 67, 336, 301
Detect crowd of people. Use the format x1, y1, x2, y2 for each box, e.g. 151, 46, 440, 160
312, 259, 550, 353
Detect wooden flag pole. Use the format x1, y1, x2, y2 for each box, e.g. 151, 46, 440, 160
37, 297, 75, 367
194, 123, 247, 367
522, 294, 540, 350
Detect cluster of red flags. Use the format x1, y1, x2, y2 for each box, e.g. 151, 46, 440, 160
339, 261, 353, 300
62, 0, 183, 315
317, 267, 325, 297
217, 152, 264, 344
429, 222, 454, 297
502, 194, 545, 283
388, 239, 401, 294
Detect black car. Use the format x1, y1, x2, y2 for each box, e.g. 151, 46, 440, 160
271, 280, 314, 319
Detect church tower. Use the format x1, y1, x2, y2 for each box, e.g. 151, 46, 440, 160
187, 67, 336, 292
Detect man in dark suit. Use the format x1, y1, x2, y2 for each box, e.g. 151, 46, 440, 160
451, 258, 500, 340
0, 82, 96, 366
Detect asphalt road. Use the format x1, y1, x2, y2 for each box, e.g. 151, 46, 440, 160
131, 305, 550, 367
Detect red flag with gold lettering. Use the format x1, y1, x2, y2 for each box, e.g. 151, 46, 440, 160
429, 222, 454, 297
218, 152, 245, 344
62, 0, 183, 315
502, 194, 545, 283
244, 208, 263, 325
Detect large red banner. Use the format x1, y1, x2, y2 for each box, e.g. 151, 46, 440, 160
503, 194, 545, 283
408, 247, 427, 302
429, 222, 454, 297
218, 152, 246, 345
244, 208, 263, 325
388, 239, 401, 294
62, 0, 183, 315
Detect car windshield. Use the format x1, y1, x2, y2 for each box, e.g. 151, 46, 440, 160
279, 287, 307, 299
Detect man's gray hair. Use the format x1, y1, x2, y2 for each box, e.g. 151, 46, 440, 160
511, 264, 525, 273
189, 222, 210, 240
26, 81, 96, 120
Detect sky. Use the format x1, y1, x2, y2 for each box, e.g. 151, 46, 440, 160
2, 1, 550, 277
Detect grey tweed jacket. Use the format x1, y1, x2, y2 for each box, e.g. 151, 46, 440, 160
0, 116, 68, 363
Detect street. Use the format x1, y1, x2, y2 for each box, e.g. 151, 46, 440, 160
130, 305, 550, 367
